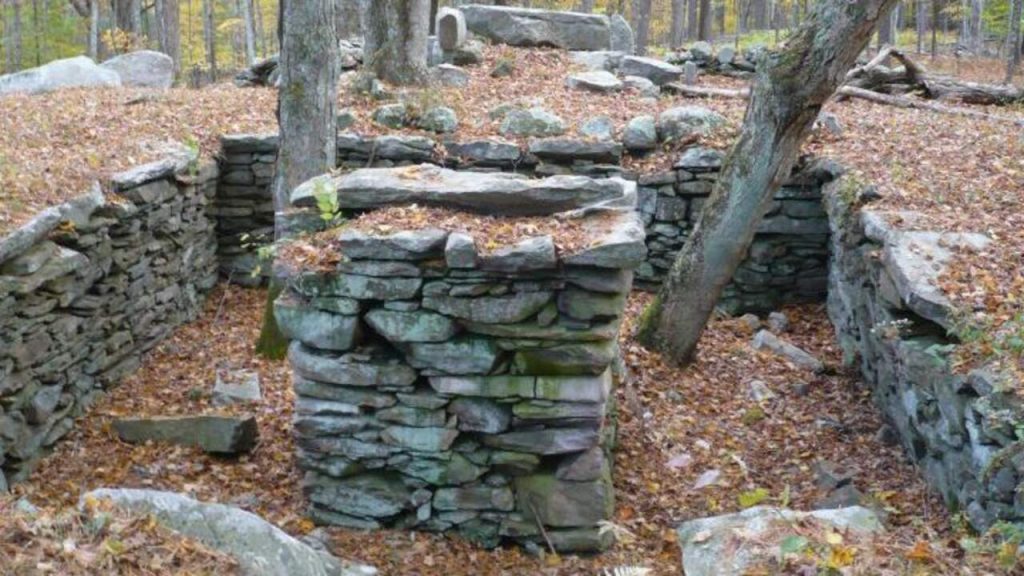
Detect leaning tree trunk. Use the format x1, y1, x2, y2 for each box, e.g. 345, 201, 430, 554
363, 0, 429, 86
255, 0, 339, 359
638, 0, 900, 364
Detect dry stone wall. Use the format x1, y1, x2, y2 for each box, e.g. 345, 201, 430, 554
825, 177, 1022, 531
0, 153, 219, 486
218, 132, 832, 313
275, 167, 644, 552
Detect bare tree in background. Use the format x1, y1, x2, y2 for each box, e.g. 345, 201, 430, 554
88, 0, 99, 59
631, 0, 653, 54
686, 0, 698, 39
239, 0, 257, 64
114, 0, 142, 36
363, 0, 429, 85
1007, 0, 1022, 82
577, 0, 596, 12
336, 0, 361, 40
638, 0, 899, 365
698, 0, 712, 40
154, 0, 181, 70
671, 0, 685, 46
202, 0, 215, 79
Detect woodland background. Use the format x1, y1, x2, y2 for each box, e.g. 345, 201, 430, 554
0, 0, 1021, 80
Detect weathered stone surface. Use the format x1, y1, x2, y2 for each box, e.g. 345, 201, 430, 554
400, 453, 486, 485
437, 7, 467, 51
292, 272, 423, 301
307, 473, 411, 518
499, 108, 566, 138
372, 104, 407, 129
364, 309, 458, 343
444, 232, 478, 268
0, 241, 59, 276
423, 291, 552, 324
100, 51, 174, 88
275, 293, 362, 351
295, 380, 397, 409
752, 330, 824, 372
461, 5, 612, 51
609, 14, 634, 53
514, 472, 613, 527
430, 375, 536, 398
337, 228, 448, 261
569, 50, 623, 71
623, 75, 659, 97
514, 341, 616, 376
445, 139, 521, 166
622, 115, 657, 152
462, 318, 619, 342
557, 288, 626, 320
657, 107, 726, 141
84, 489, 376, 576
675, 146, 724, 170
417, 106, 459, 133
289, 343, 418, 387
478, 236, 557, 272
513, 400, 605, 423
406, 336, 501, 375
431, 64, 470, 88
578, 116, 615, 140
555, 446, 608, 481
0, 56, 121, 96
619, 55, 682, 85
213, 369, 262, 406
677, 506, 883, 576
563, 210, 647, 269
113, 415, 258, 454
535, 369, 612, 402
483, 427, 599, 454
381, 426, 459, 452
527, 139, 623, 164
293, 165, 629, 217
434, 485, 514, 511
491, 451, 541, 475
565, 70, 623, 93
449, 398, 512, 433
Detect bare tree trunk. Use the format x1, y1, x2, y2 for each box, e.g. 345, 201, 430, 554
931, 0, 939, 56
336, 0, 361, 40
878, 5, 894, 49
1007, 0, 1022, 82
30, 0, 39, 66
363, 0, 429, 85
698, 0, 713, 40
239, 0, 257, 64
638, 0, 900, 365
577, 0, 596, 12
686, 0, 698, 39
671, 0, 685, 46
10, 0, 23, 71
916, 0, 926, 53
87, 0, 99, 59
751, 0, 767, 28
202, 0, 216, 80
257, 0, 339, 359
631, 0, 653, 55
154, 0, 181, 71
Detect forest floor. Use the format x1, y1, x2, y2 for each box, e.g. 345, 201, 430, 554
8, 284, 1020, 575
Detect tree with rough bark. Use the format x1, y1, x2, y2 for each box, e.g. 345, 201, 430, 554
632, 0, 653, 54
671, 0, 685, 46
201, 0, 216, 79
637, 0, 900, 365
1007, 0, 1022, 83
698, 0, 712, 40
363, 0, 430, 86
255, 0, 339, 359
239, 0, 257, 65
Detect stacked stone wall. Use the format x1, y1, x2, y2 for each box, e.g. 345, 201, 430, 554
825, 177, 1022, 531
275, 169, 645, 551
0, 154, 220, 486
218, 132, 833, 313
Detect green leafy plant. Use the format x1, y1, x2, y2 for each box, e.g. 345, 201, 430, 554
738, 487, 770, 508
312, 178, 341, 224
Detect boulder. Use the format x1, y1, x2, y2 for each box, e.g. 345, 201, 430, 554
436, 8, 467, 51
622, 75, 659, 97
83, 488, 377, 576
113, 415, 258, 454
460, 5, 612, 51
445, 139, 522, 166
683, 60, 699, 84
416, 106, 459, 133
622, 115, 657, 152
717, 46, 736, 66
578, 116, 615, 140
293, 164, 629, 217
565, 70, 623, 93
619, 55, 683, 85
372, 103, 407, 129
431, 63, 469, 87
499, 107, 566, 137
675, 146, 724, 170
365, 309, 458, 343
609, 14, 635, 53
0, 56, 121, 96
677, 506, 883, 576
100, 50, 174, 88
688, 41, 714, 62
213, 368, 263, 406
656, 106, 726, 141
527, 138, 623, 163
569, 50, 623, 71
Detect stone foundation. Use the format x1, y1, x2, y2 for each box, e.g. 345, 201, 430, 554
219, 132, 835, 314
825, 177, 1022, 531
0, 152, 219, 485
276, 166, 644, 551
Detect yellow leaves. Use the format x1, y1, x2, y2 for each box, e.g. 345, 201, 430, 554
737, 487, 769, 509
295, 518, 316, 535
905, 540, 935, 563
825, 545, 857, 569
824, 531, 844, 546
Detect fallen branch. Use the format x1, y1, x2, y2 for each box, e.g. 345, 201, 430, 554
663, 83, 750, 99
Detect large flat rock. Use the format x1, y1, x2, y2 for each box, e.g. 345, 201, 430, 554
83, 488, 376, 576
113, 415, 258, 454
460, 5, 612, 51
0, 56, 121, 95
291, 164, 628, 216
100, 50, 174, 88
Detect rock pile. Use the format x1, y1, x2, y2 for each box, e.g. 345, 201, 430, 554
276, 166, 646, 551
